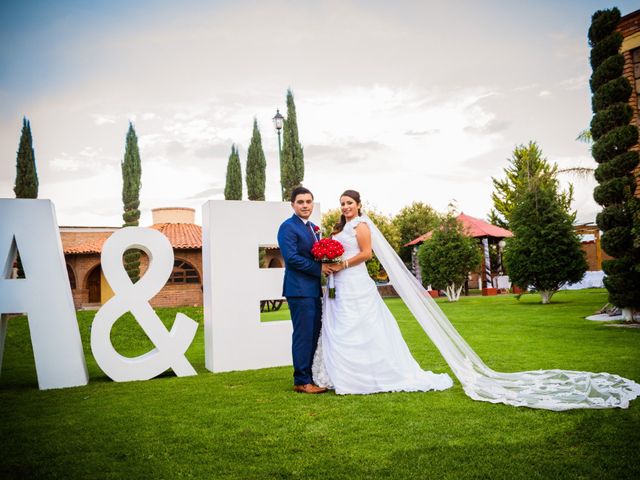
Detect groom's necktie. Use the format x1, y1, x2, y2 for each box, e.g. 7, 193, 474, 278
307, 223, 317, 242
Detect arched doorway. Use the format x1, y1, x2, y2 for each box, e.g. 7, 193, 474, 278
87, 265, 101, 303
268, 257, 283, 268
66, 264, 77, 290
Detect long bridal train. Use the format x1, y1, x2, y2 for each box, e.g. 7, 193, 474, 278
362, 216, 639, 411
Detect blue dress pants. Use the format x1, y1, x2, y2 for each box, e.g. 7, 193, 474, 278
287, 296, 322, 385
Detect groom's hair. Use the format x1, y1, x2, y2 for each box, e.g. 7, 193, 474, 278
290, 186, 313, 202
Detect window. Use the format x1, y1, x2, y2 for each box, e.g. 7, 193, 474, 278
168, 259, 200, 284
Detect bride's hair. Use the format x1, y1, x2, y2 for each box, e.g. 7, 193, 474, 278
332, 189, 362, 235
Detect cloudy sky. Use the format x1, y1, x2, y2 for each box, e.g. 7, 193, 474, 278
1, 0, 638, 226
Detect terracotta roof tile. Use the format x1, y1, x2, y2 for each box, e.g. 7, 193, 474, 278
456, 213, 513, 239
404, 213, 513, 247
64, 238, 107, 254
150, 223, 202, 249
63, 223, 202, 254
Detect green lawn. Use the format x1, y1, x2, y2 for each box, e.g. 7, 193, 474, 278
1, 289, 639, 479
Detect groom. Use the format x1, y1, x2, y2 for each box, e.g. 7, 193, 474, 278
278, 186, 331, 394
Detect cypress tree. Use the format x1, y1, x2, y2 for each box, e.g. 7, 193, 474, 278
121, 122, 142, 282
503, 179, 587, 304
14, 117, 38, 198
280, 89, 304, 201
13, 117, 38, 279
246, 119, 266, 201
589, 7, 640, 319
224, 144, 242, 200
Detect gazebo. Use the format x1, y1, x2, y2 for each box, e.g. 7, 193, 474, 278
404, 212, 513, 295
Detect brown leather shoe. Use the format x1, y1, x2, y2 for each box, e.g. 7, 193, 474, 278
293, 383, 328, 394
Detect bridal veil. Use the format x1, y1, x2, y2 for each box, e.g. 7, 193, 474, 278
362, 215, 640, 410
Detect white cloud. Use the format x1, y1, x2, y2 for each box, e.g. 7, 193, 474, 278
1, 0, 620, 226
50, 153, 81, 172
513, 84, 539, 92
92, 114, 117, 125
50, 146, 105, 173
559, 75, 589, 91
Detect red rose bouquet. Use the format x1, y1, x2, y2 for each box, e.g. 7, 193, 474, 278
311, 238, 344, 298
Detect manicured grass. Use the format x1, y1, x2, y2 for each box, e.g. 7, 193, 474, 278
261, 302, 291, 322
1, 289, 639, 479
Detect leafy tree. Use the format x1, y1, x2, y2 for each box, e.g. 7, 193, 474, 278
489, 141, 573, 228
365, 207, 401, 280
589, 7, 640, 320
503, 180, 587, 304
576, 129, 593, 144
224, 144, 242, 200
14, 117, 38, 199
246, 119, 266, 201
121, 122, 142, 282
364, 206, 402, 252
321, 208, 341, 239
418, 215, 482, 302
392, 201, 440, 263
280, 89, 304, 201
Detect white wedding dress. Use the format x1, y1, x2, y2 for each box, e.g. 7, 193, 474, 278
313, 215, 640, 410
312, 216, 454, 395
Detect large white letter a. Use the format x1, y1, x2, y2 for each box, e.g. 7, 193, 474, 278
0, 199, 88, 389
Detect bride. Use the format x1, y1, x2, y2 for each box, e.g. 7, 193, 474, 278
313, 189, 640, 410
312, 190, 453, 394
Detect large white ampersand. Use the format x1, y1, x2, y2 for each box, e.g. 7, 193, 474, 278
91, 227, 198, 382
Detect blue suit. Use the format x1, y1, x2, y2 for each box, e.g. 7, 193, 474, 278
277, 214, 322, 385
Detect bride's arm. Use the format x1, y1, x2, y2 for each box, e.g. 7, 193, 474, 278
334, 223, 372, 271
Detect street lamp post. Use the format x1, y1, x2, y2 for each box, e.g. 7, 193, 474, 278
272, 109, 285, 199
498, 239, 506, 275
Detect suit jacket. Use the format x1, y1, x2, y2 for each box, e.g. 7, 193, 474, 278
277, 214, 322, 297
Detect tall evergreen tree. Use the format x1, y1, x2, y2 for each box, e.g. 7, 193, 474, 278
224, 144, 242, 200
14, 117, 38, 198
489, 141, 573, 228
13, 117, 38, 279
280, 89, 304, 201
589, 7, 640, 319
121, 122, 142, 282
246, 119, 266, 201
503, 179, 587, 304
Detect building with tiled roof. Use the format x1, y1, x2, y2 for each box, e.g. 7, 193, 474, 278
62, 208, 205, 309
403, 212, 513, 292
404, 213, 513, 247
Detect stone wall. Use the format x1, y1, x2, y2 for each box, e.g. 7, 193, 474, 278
65, 254, 102, 308
617, 10, 640, 187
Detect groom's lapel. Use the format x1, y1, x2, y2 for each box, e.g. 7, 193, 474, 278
291, 214, 307, 241
293, 215, 317, 244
